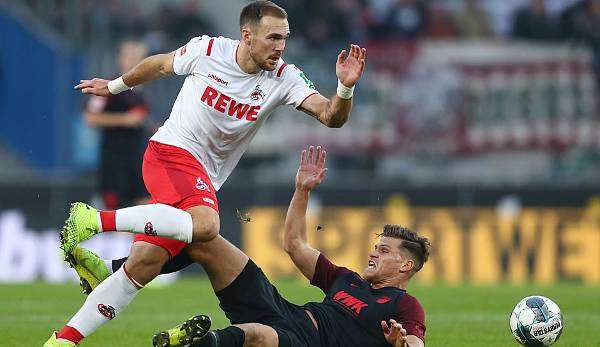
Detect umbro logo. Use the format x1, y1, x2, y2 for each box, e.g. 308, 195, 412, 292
376, 296, 391, 304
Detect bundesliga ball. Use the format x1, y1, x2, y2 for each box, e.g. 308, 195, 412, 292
509, 296, 563, 346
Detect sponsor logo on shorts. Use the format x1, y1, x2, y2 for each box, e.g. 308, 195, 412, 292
202, 197, 215, 205
196, 178, 210, 192
97, 303, 116, 320
144, 222, 156, 236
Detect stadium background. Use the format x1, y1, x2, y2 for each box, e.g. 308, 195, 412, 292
1, 0, 599, 346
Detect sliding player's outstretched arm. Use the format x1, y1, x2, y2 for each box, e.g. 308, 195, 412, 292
298, 44, 366, 128
74, 51, 176, 97
283, 145, 327, 280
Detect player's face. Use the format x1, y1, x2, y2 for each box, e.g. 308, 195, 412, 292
249, 16, 289, 71
363, 236, 410, 282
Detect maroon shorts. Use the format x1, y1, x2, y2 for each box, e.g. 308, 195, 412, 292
135, 141, 219, 257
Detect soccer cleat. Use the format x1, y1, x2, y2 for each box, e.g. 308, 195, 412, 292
43, 332, 76, 346
64, 246, 111, 295
152, 315, 212, 347
60, 202, 100, 254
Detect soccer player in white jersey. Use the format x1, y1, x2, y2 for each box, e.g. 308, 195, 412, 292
44, 1, 366, 346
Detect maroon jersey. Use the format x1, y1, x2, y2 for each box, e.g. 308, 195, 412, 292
302, 254, 425, 346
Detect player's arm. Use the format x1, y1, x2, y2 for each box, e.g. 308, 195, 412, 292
75, 52, 176, 97
298, 44, 366, 128
283, 146, 328, 281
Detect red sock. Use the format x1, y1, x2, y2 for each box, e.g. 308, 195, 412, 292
56, 325, 84, 344
99, 210, 116, 232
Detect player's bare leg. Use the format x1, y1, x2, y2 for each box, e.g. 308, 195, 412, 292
233, 323, 278, 347
124, 242, 170, 285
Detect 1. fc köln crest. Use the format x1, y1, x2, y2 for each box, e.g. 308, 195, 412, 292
250, 85, 265, 101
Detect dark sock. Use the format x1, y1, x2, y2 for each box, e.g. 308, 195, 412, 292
161, 250, 194, 273
111, 251, 194, 274
111, 257, 127, 273
193, 327, 245, 347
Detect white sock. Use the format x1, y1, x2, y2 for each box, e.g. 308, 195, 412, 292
66, 266, 141, 337
113, 204, 193, 243
103, 259, 114, 274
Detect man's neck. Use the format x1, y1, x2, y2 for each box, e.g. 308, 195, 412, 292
370, 277, 407, 290
236, 43, 261, 74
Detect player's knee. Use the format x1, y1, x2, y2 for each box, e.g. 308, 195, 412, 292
191, 212, 220, 242
125, 244, 170, 285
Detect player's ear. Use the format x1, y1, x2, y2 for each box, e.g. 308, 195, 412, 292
399, 259, 414, 274
241, 26, 252, 45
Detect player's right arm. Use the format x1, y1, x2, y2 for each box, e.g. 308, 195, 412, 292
283, 145, 327, 281
75, 52, 175, 97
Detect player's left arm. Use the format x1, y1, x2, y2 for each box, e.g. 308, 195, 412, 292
298, 44, 366, 128
283, 146, 328, 281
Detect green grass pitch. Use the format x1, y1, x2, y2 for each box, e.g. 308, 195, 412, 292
1, 279, 598, 346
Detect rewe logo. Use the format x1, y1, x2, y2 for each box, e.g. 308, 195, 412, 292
201, 86, 261, 122
98, 303, 116, 320
333, 290, 368, 315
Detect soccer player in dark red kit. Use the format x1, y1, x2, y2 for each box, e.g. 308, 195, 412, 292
150, 145, 429, 347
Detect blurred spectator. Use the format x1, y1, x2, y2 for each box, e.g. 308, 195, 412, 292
511, 0, 559, 41
381, 0, 427, 40
424, 1, 458, 39
157, 0, 211, 44
455, 0, 494, 39
84, 41, 150, 209
571, 0, 600, 84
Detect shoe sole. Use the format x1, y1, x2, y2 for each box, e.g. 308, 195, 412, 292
152, 315, 212, 347
59, 202, 79, 254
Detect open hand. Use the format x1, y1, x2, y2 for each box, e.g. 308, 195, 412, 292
75, 78, 110, 96
382, 319, 408, 347
336, 44, 366, 87
296, 145, 327, 192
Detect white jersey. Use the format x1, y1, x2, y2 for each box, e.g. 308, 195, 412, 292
151, 35, 318, 190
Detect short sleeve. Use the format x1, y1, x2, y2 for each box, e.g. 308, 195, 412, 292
397, 294, 426, 342
310, 253, 352, 293
281, 65, 319, 108
173, 35, 210, 76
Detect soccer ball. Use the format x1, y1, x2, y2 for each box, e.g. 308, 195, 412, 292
509, 296, 563, 346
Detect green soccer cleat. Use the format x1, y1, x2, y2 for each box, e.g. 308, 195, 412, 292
152, 315, 212, 347
43, 332, 76, 346
64, 246, 111, 295
60, 202, 100, 254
